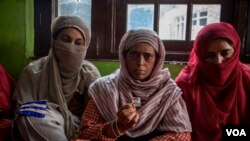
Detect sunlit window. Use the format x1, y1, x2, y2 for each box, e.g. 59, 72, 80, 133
191, 4, 221, 40
159, 4, 187, 40
58, 0, 92, 28
127, 4, 154, 31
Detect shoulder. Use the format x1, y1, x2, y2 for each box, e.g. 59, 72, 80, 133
82, 60, 98, 70
166, 78, 182, 96
0, 64, 15, 87
0, 64, 8, 76
18, 57, 48, 81
239, 63, 250, 84
81, 60, 101, 77
92, 73, 117, 86
88, 73, 118, 100
240, 63, 250, 73
23, 56, 48, 74
0, 64, 6, 72
89, 72, 118, 91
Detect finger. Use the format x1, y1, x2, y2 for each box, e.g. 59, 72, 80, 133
133, 113, 140, 123
117, 104, 136, 116
119, 103, 135, 111
126, 111, 137, 122
118, 111, 136, 127
127, 113, 140, 128
119, 108, 137, 120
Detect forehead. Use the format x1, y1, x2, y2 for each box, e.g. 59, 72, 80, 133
128, 42, 155, 53
207, 38, 233, 52
58, 27, 84, 39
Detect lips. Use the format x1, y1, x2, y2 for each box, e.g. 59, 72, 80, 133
135, 70, 145, 75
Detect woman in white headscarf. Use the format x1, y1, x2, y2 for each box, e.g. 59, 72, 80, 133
74, 29, 191, 141
13, 16, 100, 141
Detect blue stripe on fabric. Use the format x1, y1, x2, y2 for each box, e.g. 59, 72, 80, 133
20, 106, 46, 111
18, 110, 45, 118
17, 100, 47, 118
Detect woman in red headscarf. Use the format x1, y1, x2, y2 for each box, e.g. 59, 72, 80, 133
175, 22, 250, 141
0, 65, 16, 141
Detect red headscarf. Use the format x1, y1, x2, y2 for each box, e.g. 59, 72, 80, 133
0, 65, 16, 141
175, 22, 250, 141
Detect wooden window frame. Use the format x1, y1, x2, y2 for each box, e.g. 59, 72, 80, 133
114, 0, 235, 61
34, 0, 249, 63
242, 0, 250, 63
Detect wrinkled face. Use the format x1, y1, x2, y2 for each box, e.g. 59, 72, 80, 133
56, 27, 85, 46
125, 42, 157, 81
205, 39, 234, 64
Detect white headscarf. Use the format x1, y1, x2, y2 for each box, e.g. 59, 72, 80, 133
14, 16, 100, 139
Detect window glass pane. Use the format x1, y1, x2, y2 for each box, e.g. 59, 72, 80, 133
200, 11, 208, 17
159, 4, 187, 40
127, 4, 154, 31
193, 13, 197, 18
58, 0, 92, 28
200, 18, 207, 26
192, 20, 197, 25
191, 4, 221, 40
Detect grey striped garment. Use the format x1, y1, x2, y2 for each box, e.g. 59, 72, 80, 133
89, 28, 192, 138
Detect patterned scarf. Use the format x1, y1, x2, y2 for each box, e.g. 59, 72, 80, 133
90, 29, 191, 137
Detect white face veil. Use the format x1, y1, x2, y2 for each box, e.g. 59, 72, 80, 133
14, 16, 100, 139
51, 16, 91, 78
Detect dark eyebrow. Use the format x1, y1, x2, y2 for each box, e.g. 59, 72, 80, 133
60, 34, 70, 38
223, 49, 232, 51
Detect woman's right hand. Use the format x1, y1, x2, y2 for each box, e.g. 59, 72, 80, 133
116, 103, 139, 132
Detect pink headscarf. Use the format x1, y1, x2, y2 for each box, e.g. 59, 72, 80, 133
175, 22, 250, 141
118, 29, 167, 103
90, 28, 191, 137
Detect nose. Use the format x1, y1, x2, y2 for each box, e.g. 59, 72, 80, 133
214, 55, 223, 64
137, 54, 146, 66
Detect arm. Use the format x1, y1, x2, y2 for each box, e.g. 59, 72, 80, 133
75, 98, 116, 141
176, 81, 194, 120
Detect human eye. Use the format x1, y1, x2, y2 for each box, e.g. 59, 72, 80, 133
75, 40, 84, 46
144, 53, 155, 61
205, 52, 215, 59
129, 51, 140, 58
58, 35, 71, 43
221, 50, 233, 58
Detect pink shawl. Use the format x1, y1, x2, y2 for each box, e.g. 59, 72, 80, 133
90, 29, 191, 137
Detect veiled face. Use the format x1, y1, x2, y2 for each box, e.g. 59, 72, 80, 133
205, 39, 234, 64
56, 27, 85, 47
125, 42, 156, 81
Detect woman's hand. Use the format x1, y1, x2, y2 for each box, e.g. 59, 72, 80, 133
116, 103, 139, 132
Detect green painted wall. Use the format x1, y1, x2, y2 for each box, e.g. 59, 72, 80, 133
0, 0, 34, 80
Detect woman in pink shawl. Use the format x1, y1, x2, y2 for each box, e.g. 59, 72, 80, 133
12, 16, 100, 141
175, 22, 250, 141
0, 65, 16, 141
74, 28, 192, 141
